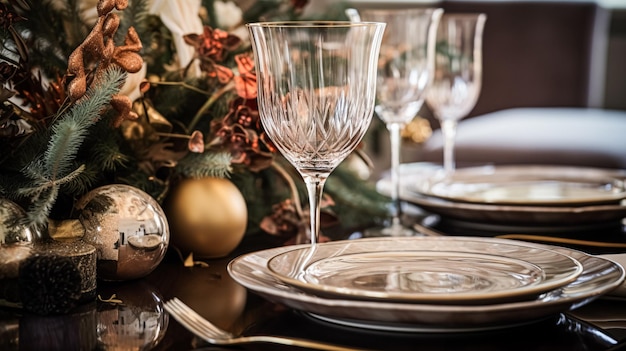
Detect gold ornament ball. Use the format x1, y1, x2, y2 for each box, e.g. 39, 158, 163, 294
166, 177, 248, 258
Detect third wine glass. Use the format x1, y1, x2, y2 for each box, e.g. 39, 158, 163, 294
426, 13, 487, 177
348, 8, 443, 236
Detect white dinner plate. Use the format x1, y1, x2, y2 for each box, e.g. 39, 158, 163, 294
412, 165, 626, 206
266, 238, 583, 304
227, 236, 624, 332
377, 163, 626, 226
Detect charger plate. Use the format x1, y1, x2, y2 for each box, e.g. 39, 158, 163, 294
412, 165, 626, 206
266, 238, 583, 304
228, 236, 625, 332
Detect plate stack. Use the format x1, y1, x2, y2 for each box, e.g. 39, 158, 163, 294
382, 163, 626, 235
228, 236, 625, 332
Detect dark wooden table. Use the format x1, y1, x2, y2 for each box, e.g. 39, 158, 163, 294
2, 228, 626, 351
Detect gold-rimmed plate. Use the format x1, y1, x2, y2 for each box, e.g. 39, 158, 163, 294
227, 236, 625, 332
412, 165, 626, 206
265, 237, 582, 304
377, 163, 626, 226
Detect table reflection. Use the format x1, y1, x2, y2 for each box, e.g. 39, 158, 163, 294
243, 308, 617, 351
96, 282, 167, 350
1, 235, 626, 351
0, 280, 168, 351
2, 303, 96, 351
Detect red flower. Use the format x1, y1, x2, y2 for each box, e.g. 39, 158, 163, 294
187, 130, 205, 153
184, 26, 241, 62
233, 54, 257, 99
260, 198, 335, 245
208, 63, 234, 84
184, 26, 242, 82
210, 98, 275, 172
183, 26, 241, 84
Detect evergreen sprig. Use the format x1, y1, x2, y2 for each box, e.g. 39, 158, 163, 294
175, 151, 233, 179
85, 128, 129, 172
43, 69, 126, 179
116, 0, 151, 47
19, 164, 85, 228
16, 67, 126, 228
13, 0, 80, 77
325, 163, 392, 230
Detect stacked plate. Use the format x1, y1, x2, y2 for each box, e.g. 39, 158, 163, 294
378, 163, 626, 233
228, 236, 625, 332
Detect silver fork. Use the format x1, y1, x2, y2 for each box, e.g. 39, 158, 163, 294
164, 297, 372, 351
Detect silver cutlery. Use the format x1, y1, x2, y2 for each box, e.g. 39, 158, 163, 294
164, 297, 372, 351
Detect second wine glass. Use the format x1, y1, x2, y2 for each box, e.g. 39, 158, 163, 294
247, 21, 386, 245
348, 8, 443, 236
426, 13, 487, 178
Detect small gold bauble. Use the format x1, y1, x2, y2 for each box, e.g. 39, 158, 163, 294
166, 177, 248, 258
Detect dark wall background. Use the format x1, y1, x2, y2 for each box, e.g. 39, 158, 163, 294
441, 1, 596, 118
346, 0, 626, 120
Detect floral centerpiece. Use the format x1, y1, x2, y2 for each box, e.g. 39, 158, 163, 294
0, 0, 390, 253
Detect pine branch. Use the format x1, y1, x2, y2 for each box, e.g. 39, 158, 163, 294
24, 186, 58, 231
140, 14, 175, 76
175, 151, 232, 179
18, 164, 86, 198
62, 0, 90, 46
325, 164, 391, 229
151, 77, 212, 129
18, 164, 86, 229
229, 167, 292, 236
18, 68, 126, 227
90, 140, 128, 172
61, 162, 99, 196
117, 0, 151, 48
64, 112, 130, 198
12, 0, 78, 77
44, 68, 126, 179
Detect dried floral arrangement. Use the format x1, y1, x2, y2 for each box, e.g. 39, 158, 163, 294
0, 0, 390, 245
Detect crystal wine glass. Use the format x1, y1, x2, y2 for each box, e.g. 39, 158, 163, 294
347, 8, 442, 236
247, 21, 386, 245
426, 13, 487, 177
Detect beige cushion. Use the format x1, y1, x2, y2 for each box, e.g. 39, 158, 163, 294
418, 108, 626, 169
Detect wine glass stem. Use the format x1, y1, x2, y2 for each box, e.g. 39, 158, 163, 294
441, 119, 458, 176
387, 122, 404, 225
303, 175, 328, 245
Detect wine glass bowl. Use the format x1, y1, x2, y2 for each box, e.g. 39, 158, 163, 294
264, 86, 372, 175
370, 9, 443, 125
348, 8, 443, 236
426, 13, 487, 176
247, 21, 386, 244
